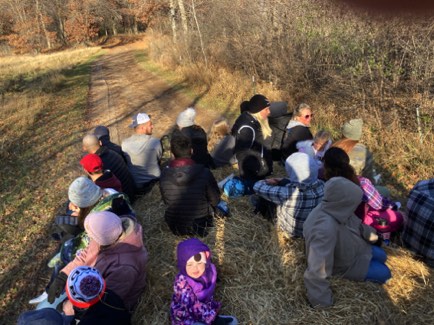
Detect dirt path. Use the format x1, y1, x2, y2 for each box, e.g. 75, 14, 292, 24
86, 40, 220, 142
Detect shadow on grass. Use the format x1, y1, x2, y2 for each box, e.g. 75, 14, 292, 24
0, 58, 99, 324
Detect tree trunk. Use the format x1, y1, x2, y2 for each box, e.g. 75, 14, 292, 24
169, 0, 177, 43
191, 0, 207, 68
35, 0, 52, 49
177, 0, 188, 35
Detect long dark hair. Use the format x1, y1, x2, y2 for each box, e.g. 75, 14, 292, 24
323, 147, 360, 185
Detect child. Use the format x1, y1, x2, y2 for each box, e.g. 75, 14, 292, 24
176, 107, 214, 168
208, 118, 237, 168
18, 266, 131, 325
170, 238, 237, 325
297, 129, 332, 164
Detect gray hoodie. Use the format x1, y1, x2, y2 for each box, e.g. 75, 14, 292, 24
303, 177, 378, 307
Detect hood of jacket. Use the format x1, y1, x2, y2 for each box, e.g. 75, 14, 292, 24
101, 217, 145, 255
285, 152, 318, 184
231, 112, 258, 136
287, 119, 306, 130
321, 177, 363, 223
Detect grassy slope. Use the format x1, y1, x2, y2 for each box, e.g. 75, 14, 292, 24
0, 49, 100, 323
0, 43, 433, 325
132, 47, 434, 324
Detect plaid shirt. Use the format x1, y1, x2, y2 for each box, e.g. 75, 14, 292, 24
403, 179, 434, 260
358, 176, 394, 210
254, 179, 324, 237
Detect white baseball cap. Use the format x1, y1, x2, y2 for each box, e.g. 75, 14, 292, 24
129, 113, 151, 128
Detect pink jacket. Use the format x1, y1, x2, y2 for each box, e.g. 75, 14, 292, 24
62, 217, 148, 311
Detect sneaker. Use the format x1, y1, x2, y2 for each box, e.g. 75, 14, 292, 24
29, 291, 48, 304
215, 200, 230, 218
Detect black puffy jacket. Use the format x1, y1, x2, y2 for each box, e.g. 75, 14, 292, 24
159, 159, 220, 236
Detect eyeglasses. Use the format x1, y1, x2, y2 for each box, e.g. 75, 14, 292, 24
304, 114, 313, 119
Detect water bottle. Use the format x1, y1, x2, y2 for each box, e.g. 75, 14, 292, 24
376, 218, 391, 246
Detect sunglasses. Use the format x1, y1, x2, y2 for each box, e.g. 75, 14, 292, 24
304, 114, 314, 119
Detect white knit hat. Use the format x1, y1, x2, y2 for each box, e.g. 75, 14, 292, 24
84, 211, 123, 246
68, 177, 102, 208
176, 107, 196, 128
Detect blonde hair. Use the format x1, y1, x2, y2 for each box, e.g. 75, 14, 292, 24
294, 103, 311, 117
252, 112, 272, 139
208, 118, 230, 151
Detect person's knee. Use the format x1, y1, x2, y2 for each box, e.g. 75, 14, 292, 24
371, 245, 388, 263
366, 260, 391, 284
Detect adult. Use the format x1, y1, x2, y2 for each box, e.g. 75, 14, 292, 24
208, 118, 237, 168
83, 134, 136, 202
93, 125, 127, 162
176, 107, 214, 168
402, 179, 434, 267
48, 211, 148, 312
322, 147, 403, 237
281, 103, 313, 159
332, 118, 374, 181
231, 94, 273, 193
80, 153, 122, 192
122, 113, 162, 195
159, 133, 221, 237
303, 177, 391, 308
254, 153, 324, 238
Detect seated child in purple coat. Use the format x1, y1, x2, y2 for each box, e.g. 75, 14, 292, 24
170, 238, 238, 325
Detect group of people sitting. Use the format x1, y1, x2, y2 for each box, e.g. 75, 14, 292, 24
20, 93, 433, 323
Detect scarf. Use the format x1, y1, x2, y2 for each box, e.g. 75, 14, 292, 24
176, 238, 217, 302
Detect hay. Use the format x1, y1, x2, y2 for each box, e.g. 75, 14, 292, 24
132, 167, 434, 325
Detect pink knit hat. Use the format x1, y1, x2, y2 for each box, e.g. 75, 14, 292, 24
84, 211, 123, 246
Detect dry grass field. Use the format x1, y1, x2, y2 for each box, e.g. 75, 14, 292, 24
0, 36, 433, 325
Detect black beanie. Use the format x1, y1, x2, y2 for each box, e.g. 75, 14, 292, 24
248, 94, 270, 114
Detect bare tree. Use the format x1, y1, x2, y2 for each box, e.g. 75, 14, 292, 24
177, 0, 188, 36
169, 0, 177, 43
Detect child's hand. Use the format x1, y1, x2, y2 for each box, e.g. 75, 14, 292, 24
266, 178, 282, 185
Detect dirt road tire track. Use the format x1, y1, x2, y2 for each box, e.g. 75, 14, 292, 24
86, 40, 220, 142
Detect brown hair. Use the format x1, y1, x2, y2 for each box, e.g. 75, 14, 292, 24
323, 147, 360, 185
208, 118, 231, 151
332, 138, 359, 155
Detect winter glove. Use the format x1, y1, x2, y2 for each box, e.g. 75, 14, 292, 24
47, 271, 68, 303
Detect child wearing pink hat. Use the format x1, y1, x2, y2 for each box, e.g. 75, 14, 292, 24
48, 211, 148, 313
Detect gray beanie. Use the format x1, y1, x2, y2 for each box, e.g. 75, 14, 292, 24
176, 107, 196, 128
342, 118, 363, 141
68, 176, 103, 208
